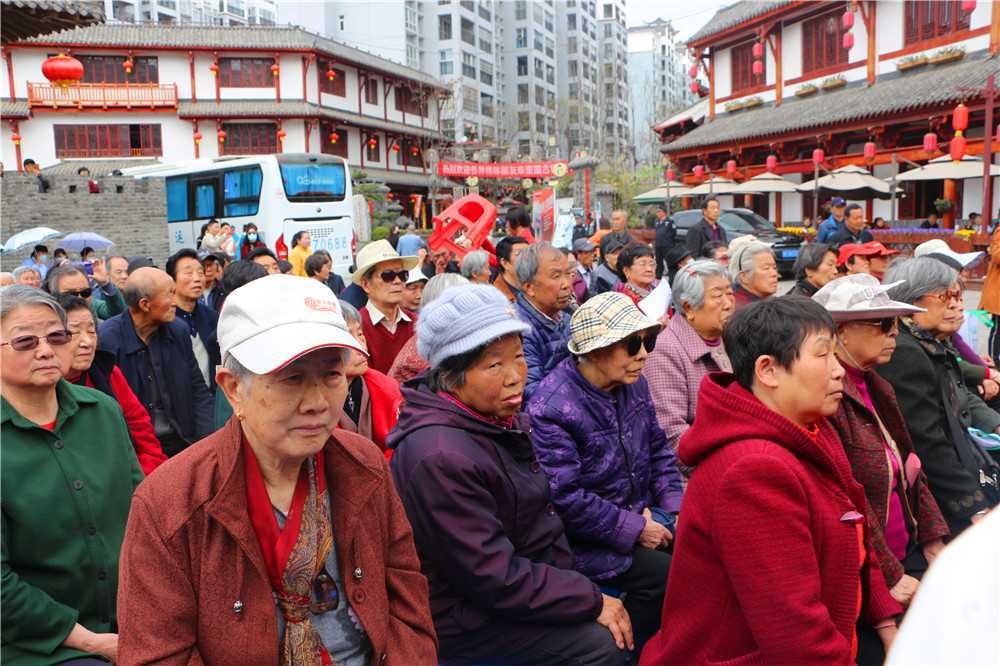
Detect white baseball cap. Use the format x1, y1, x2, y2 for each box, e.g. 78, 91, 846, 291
914, 238, 984, 270
218, 274, 366, 375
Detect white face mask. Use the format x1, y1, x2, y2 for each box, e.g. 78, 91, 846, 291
247, 233, 258, 242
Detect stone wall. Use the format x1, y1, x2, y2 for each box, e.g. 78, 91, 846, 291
1, 173, 169, 271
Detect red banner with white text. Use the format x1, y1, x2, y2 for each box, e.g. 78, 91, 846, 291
437, 161, 570, 179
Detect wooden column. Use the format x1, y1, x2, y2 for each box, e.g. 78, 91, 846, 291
213, 53, 220, 104
865, 199, 874, 225
3, 49, 15, 101
10, 120, 22, 172
743, 193, 753, 208
861, 1, 877, 84
188, 51, 197, 103
943, 178, 957, 229
765, 28, 782, 106
775, 192, 783, 226
708, 49, 716, 121
273, 54, 281, 103
192, 120, 200, 159
991, 0, 1000, 56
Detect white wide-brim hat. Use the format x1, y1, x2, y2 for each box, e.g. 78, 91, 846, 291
352, 239, 420, 285
812, 273, 925, 323
914, 238, 984, 270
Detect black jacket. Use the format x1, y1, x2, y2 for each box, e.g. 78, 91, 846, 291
828, 226, 874, 247
174, 302, 221, 390
685, 217, 728, 257
98, 312, 214, 456
655, 217, 677, 249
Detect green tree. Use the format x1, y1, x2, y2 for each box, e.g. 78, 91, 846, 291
594, 160, 662, 223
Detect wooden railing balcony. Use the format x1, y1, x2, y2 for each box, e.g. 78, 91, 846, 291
27, 82, 178, 110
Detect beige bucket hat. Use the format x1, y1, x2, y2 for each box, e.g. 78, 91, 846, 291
352, 239, 420, 285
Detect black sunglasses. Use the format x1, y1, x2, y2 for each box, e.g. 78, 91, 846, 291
61, 287, 93, 299
2, 330, 72, 351
621, 330, 658, 356
310, 567, 340, 614
855, 317, 897, 334
379, 269, 409, 284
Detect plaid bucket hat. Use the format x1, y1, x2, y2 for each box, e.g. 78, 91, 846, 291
568, 291, 661, 355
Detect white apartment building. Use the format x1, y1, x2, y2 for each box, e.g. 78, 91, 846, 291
555, 0, 600, 158
628, 18, 695, 166
104, 0, 277, 25
596, 0, 630, 164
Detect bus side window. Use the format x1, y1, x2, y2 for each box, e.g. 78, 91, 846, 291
193, 181, 217, 219
223, 167, 262, 217
166, 177, 189, 222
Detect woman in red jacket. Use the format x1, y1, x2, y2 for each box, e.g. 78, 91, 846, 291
57, 295, 166, 475
641, 297, 901, 666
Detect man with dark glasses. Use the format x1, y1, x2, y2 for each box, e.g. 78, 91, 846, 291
45, 262, 126, 322
354, 239, 421, 374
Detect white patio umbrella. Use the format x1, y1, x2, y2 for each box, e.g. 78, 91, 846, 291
895, 155, 1000, 182
1, 226, 62, 254
633, 180, 693, 204
796, 164, 899, 200
687, 176, 743, 195
734, 171, 799, 194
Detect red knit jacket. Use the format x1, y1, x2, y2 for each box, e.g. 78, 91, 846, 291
641, 374, 901, 666
361, 368, 403, 457
360, 305, 417, 375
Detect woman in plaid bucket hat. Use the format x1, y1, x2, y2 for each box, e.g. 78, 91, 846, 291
527, 291, 683, 656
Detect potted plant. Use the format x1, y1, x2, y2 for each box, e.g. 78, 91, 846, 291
795, 83, 818, 97
743, 96, 763, 109
897, 54, 928, 71
934, 197, 953, 214
929, 47, 966, 65
725, 100, 746, 113
820, 75, 847, 90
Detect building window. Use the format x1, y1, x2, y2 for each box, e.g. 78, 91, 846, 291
544, 10, 553, 31
545, 37, 554, 58
515, 0, 526, 20
568, 13, 576, 29
532, 3, 544, 25
730, 41, 761, 94
53, 123, 162, 158
517, 83, 529, 103
534, 30, 544, 52
221, 122, 276, 156
478, 1, 490, 20
321, 123, 349, 158
395, 87, 427, 115
318, 60, 346, 96
480, 92, 494, 117
438, 14, 452, 39
534, 57, 543, 79
518, 139, 530, 155
568, 60, 578, 76
462, 89, 478, 112
76, 55, 158, 83
518, 111, 530, 130
338, 14, 345, 30
439, 50, 454, 76
462, 52, 477, 78
219, 57, 273, 87
904, 0, 971, 45
402, 138, 423, 167
802, 7, 849, 75
603, 3, 612, 18
515, 27, 527, 48
517, 55, 528, 76
546, 64, 554, 84
461, 17, 475, 45
534, 84, 544, 105
603, 23, 611, 37
480, 60, 494, 85
568, 36, 577, 53
480, 27, 493, 53
364, 76, 379, 104
365, 135, 380, 162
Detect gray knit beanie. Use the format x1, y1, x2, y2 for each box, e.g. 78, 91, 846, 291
416, 284, 531, 368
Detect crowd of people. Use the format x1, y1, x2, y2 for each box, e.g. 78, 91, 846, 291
2, 200, 999, 666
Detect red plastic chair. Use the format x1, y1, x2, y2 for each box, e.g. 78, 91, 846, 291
427, 194, 497, 260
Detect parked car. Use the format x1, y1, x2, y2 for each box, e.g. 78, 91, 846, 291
671, 208, 803, 276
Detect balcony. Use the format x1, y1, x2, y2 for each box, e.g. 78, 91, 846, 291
28, 83, 178, 110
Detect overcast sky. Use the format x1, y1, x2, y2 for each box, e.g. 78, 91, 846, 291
625, 0, 732, 40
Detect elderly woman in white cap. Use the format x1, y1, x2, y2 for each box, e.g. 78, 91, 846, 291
354, 239, 421, 374
117, 274, 436, 665
813, 274, 950, 665
527, 291, 683, 656
389, 284, 633, 666
728, 236, 778, 309
402, 268, 429, 312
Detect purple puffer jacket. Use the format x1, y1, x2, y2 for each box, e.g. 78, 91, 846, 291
527, 357, 685, 580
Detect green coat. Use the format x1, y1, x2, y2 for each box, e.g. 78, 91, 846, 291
91, 282, 126, 321
1, 381, 144, 665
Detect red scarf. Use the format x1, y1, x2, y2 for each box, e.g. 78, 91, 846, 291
244, 438, 334, 665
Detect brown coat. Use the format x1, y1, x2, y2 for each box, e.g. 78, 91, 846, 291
117, 417, 437, 666
980, 227, 1000, 315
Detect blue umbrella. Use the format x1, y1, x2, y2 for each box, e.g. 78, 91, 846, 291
1, 227, 62, 254
58, 231, 114, 253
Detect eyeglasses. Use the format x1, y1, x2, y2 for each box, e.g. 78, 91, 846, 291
310, 567, 340, 614
928, 289, 962, 304
1, 330, 72, 351
379, 269, 409, 284
620, 330, 658, 356
61, 287, 93, 299
854, 318, 898, 334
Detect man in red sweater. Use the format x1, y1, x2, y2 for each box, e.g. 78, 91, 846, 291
641, 296, 901, 666
354, 239, 421, 374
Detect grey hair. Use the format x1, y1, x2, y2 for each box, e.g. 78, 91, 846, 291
515, 242, 559, 285
884, 257, 958, 304
0, 285, 67, 326
728, 240, 773, 284
339, 300, 361, 325
671, 259, 729, 311
460, 250, 490, 280
11, 266, 40, 280
422, 273, 469, 305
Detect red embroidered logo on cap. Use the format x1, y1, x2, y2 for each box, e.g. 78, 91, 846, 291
304, 297, 339, 313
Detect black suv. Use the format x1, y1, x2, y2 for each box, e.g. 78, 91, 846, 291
670, 208, 803, 276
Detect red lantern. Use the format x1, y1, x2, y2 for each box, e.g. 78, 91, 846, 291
11, 133, 21, 146
411, 146, 419, 156
277, 129, 286, 141
217, 130, 226, 143
689, 81, 699, 94
392, 143, 400, 153
123, 58, 134, 75
693, 165, 705, 179
766, 154, 778, 172
812, 148, 825, 165
842, 10, 855, 30
842, 32, 855, 50
193, 131, 202, 144
952, 103, 969, 132
752, 60, 763, 76
271, 63, 280, 77
666, 168, 676, 182
368, 138, 377, 148
209, 62, 219, 76
863, 141, 877, 162
41, 53, 84, 88
726, 159, 737, 176
961, 0, 977, 11
923, 132, 938, 153
329, 131, 339, 144
688, 64, 697, 78
950, 135, 967, 162
752, 42, 764, 59
386, 192, 394, 200
327, 68, 337, 81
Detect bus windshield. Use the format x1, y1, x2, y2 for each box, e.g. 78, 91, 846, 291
279, 162, 347, 202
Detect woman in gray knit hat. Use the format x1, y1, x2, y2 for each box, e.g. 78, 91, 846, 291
388, 284, 633, 666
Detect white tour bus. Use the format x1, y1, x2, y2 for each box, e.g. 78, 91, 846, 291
123, 153, 355, 275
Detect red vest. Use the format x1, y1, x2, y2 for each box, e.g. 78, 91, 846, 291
360, 306, 417, 375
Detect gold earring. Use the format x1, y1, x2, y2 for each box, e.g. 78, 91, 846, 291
235, 411, 245, 421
